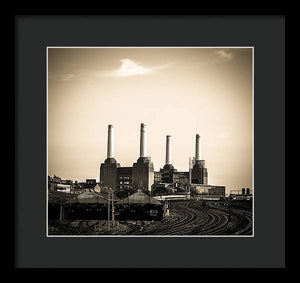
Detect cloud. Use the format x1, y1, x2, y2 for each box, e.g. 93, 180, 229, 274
60, 74, 75, 82
215, 50, 234, 61
48, 73, 75, 82
99, 58, 173, 78
187, 49, 234, 70
49, 71, 94, 83
48, 59, 174, 84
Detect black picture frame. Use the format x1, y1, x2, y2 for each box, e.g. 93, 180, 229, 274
13, 11, 286, 268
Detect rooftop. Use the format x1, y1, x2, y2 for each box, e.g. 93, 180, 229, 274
116, 189, 162, 205
49, 190, 109, 204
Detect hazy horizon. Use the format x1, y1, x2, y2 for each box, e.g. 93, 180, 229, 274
48, 47, 253, 193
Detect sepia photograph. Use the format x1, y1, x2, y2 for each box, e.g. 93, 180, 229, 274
47, 47, 253, 236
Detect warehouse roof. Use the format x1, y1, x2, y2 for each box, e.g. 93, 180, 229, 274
116, 189, 162, 205
67, 191, 108, 204
99, 190, 120, 202
49, 190, 121, 204
48, 191, 75, 204
48, 190, 108, 204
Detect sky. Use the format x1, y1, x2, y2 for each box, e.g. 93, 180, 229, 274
48, 47, 253, 193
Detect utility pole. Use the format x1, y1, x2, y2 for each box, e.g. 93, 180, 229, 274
108, 189, 110, 231
189, 157, 192, 186
188, 157, 193, 195
60, 205, 63, 221
228, 195, 232, 222
112, 189, 115, 228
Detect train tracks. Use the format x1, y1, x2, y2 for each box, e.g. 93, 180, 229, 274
207, 202, 253, 235
49, 201, 252, 236
48, 220, 98, 235
133, 201, 252, 236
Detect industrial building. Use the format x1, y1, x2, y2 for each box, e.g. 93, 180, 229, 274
154, 134, 208, 187
192, 184, 225, 195
100, 123, 154, 191
115, 189, 165, 221
132, 123, 154, 191
118, 167, 133, 190
158, 135, 177, 183
48, 189, 164, 221
190, 134, 208, 185
49, 124, 220, 198
230, 188, 252, 195
48, 176, 100, 194
99, 124, 120, 191
49, 124, 228, 224
99, 123, 212, 193
49, 124, 225, 199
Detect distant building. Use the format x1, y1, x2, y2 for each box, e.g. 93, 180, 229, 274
49, 174, 61, 183
79, 182, 86, 188
154, 172, 162, 183
93, 183, 101, 193
190, 135, 209, 185
115, 189, 165, 221
56, 184, 71, 193
86, 179, 96, 185
83, 179, 97, 191
157, 135, 177, 184
173, 171, 190, 185
73, 181, 81, 190
48, 174, 62, 191
100, 124, 154, 191
230, 188, 252, 195
48, 175, 91, 194
191, 160, 208, 185
153, 135, 208, 186
209, 186, 225, 195
98, 124, 226, 195
118, 167, 133, 189
192, 184, 225, 196
132, 156, 154, 191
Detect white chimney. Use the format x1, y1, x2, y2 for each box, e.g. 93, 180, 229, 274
140, 123, 147, 157
195, 134, 201, 161
166, 135, 172, 164
107, 125, 114, 158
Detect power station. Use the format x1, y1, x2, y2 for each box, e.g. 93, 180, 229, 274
99, 123, 210, 192
132, 123, 154, 191
49, 123, 252, 236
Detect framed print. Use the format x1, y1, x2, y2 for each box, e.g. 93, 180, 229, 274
14, 13, 285, 268
46, 46, 253, 238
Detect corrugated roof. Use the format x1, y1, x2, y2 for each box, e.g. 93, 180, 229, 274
98, 191, 120, 202
48, 191, 75, 204
67, 191, 108, 204
116, 190, 162, 205
49, 190, 121, 204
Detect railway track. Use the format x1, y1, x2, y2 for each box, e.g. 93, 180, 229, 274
48, 220, 98, 235
132, 201, 252, 236
48, 220, 81, 235
133, 202, 225, 235
49, 201, 252, 236
208, 202, 253, 235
